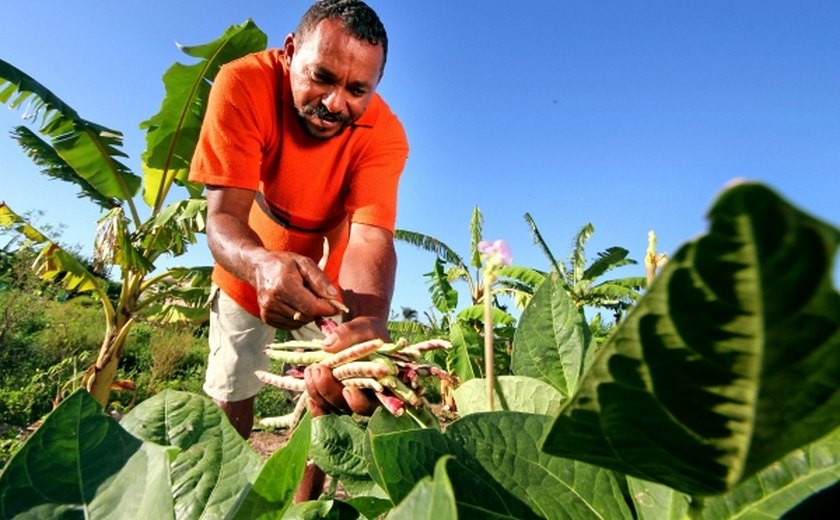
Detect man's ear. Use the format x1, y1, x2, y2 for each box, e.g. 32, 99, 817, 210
283, 33, 295, 66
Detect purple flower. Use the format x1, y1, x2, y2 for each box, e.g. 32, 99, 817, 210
478, 239, 513, 267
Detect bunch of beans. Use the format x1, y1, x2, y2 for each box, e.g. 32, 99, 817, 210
256, 320, 454, 430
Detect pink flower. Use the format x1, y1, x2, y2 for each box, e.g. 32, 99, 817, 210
478, 239, 513, 267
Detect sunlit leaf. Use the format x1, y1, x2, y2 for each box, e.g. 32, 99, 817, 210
140, 20, 267, 209
453, 375, 565, 415
512, 273, 593, 397
1, 59, 140, 203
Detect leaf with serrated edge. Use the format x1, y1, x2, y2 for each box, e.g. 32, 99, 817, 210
542, 182, 840, 495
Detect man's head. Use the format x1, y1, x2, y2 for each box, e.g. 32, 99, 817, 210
285, 0, 388, 139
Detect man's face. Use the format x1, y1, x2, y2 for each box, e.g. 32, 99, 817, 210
285, 18, 384, 139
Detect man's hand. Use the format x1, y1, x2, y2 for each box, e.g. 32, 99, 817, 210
250, 249, 338, 329
303, 315, 390, 416
205, 185, 337, 329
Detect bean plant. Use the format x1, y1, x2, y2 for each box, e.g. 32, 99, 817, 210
1, 181, 838, 519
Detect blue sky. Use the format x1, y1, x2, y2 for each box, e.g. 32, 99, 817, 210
2, 1, 838, 317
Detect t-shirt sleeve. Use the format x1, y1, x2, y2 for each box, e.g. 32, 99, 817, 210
189, 60, 269, 190
346, 111, 409, 233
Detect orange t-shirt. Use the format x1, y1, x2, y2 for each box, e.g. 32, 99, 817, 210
189, 49, 409, 317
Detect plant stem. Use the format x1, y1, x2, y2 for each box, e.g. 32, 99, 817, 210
484, 277, 495, 411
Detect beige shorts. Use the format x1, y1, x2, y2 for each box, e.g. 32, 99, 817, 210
203, 285, 335, 402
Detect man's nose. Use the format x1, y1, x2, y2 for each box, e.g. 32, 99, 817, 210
322, 88, 346, 114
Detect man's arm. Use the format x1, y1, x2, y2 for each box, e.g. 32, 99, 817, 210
325, 222, 396, 348
205, 185, 336, 329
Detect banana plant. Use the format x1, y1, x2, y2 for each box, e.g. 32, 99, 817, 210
0, 20, 268, 407
524, 214, 646, 323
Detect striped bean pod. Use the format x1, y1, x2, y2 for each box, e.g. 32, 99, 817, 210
255, 370, 307, 392
320, 338, 384, 368
331, 360, 395, 381
264, 349, 331, 364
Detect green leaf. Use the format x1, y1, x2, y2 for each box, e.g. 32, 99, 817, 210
0, 58, 140, 203
310, 415, 370, 479
388, 456, 458, 520
626, 478, 691, 520
698, 425, 840, 519
140, 20, 267, 210
120, 389, 262, 519
425, 257, 459, 314
453, 375, 566, 415
230, 414, 312, 520
469, 206, 484, 269
0, 389, 173, 519
282, 498, 359, 519
542, 182, 840, 495
523, 212, 565, 279
448, 321, 480, 382
368, 411, 633, 519
456, 304, 515, 326
395, 229, 465, 267
581, 247, 635, 282
0, 203, 107, 299
11, 126, 120, 209
511, 273, 592, 397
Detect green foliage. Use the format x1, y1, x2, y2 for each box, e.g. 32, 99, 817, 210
0, 20, 268, 407
2, 180, 839, 520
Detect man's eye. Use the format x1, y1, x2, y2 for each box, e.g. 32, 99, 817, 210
349, 87, 367, 97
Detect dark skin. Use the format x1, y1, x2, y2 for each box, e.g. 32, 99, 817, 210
205, 18, 396, 501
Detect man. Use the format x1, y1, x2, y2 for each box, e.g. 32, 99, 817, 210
189, 0, 407, 442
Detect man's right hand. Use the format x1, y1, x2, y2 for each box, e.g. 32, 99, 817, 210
205, 185, 338, 329
250, 249, 338, 329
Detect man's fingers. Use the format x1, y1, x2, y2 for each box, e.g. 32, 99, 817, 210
321, 316, 390, 353
296, 256, 340, 303
343, 386, 379, 416
304, 364, 350, 415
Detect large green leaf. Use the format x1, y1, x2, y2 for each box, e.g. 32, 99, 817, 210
395, 229, 465, 267
388, 456, 458, 520
542, 182, 840, 495
453, 375, 565, 415
230, 414, 312, 520
1, 58, 140, 203
511, 273, 592, 397
120, 390, 262, 519
368, 411, 632, 519
0, 389, 173, 519
698, 425, 840, 519
140, 20, 267, 210
310, 415, 370, 480
627, 425, 840, 519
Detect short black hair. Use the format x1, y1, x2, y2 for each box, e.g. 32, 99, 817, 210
297, 0, 388, 71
